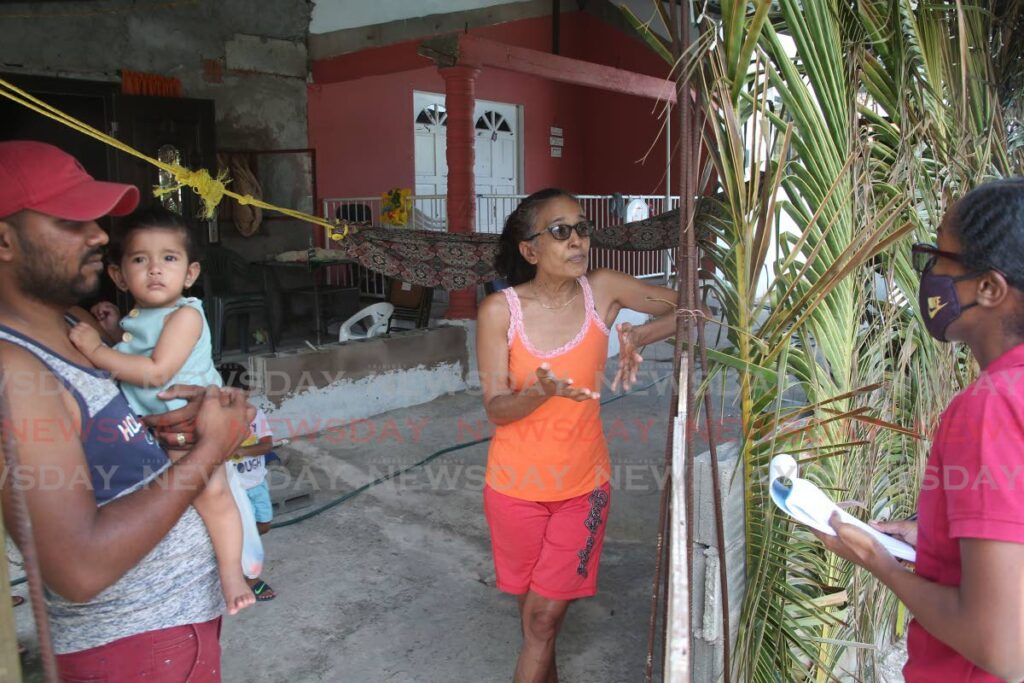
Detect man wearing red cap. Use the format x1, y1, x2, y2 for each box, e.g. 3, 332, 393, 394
0, 141, 253, 681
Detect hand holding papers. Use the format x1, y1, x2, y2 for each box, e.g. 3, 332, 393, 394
769, 454, 916, 563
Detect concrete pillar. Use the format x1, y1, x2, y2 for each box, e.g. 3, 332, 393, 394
441, 65, 480, 320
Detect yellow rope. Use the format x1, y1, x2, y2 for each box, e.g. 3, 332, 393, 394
0, 77, 348, 242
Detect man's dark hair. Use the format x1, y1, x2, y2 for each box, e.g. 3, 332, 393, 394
110, 205, 199, 264
494, 188, 577, 286
1, 212, 22, 229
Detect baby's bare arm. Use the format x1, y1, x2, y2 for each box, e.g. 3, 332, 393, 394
80, 306, 203, 388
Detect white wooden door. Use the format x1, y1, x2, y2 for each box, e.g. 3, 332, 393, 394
474, 103, 517, 195
413, 92, 520, 231
413, 92, 448, 211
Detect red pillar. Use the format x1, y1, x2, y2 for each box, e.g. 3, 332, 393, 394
441, 65, 480, 320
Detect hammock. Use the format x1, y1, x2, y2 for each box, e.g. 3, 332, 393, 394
331, 204, 716, 289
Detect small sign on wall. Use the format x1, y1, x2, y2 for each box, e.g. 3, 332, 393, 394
550, 125, 564, 158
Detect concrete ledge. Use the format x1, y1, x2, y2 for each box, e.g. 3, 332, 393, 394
249, 326, 470, 438
310, 0, 555, 60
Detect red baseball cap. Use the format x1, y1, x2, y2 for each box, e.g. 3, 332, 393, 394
0, 140, 140, 221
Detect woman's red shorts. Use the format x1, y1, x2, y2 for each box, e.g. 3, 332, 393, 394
484, 482, 611, 600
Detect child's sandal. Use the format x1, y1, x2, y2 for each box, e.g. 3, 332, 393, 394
251, 580, 275, 601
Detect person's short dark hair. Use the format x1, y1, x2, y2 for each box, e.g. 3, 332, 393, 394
953, 179, 1024, 335
954, 179, 1024, 285
1, 211, 22, 230
494, 188, 577, 286
218, 362, 250, 391
110, 205, 199, 264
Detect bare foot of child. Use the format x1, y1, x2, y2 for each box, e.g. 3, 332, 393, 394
222, 572, 256, 615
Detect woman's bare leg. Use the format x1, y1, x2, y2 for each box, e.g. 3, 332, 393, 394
514, 591, 569, 683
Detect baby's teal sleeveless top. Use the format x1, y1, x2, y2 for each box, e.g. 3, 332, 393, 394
116, 296, 222, 415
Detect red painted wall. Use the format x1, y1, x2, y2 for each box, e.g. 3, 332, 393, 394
308, 11, 677, 204
576, 12, 679, 196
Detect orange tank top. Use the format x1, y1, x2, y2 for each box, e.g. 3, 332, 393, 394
485, 276, 611, 501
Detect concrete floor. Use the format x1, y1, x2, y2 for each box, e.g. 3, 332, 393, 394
13, 342, 735, 682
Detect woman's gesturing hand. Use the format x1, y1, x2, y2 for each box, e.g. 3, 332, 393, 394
534, 363, 599, 402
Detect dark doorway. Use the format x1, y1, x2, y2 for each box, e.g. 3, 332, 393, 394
114, 94, 216, 238
0, 74, 117, 186
0, 75, 217, 310
1, 74, 120, 306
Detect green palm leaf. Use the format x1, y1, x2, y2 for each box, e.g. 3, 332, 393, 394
624, 0, 1018, 676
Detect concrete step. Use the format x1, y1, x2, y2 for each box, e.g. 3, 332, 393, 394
267, 465, 315, 514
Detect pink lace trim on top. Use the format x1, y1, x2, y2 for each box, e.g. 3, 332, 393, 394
502, 276, 610, 358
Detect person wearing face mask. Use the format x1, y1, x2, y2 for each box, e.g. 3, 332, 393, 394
477, 189, 680, 683
814, 179, 1024, 682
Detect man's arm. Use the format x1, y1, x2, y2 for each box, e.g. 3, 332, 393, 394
0, 345, 250, 602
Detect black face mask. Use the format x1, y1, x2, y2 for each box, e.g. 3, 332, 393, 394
917, 271, 981, 342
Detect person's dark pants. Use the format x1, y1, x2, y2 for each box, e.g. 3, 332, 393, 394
56, 617, 221, 682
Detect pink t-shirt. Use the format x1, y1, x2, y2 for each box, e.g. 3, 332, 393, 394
905, 344, 1024, 681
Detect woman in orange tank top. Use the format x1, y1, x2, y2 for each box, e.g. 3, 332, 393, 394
477, 189, 679, 682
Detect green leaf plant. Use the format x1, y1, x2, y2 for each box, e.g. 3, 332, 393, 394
621, 0, 1021, 677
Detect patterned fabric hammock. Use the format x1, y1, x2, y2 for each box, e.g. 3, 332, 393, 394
332, 207, 700, 289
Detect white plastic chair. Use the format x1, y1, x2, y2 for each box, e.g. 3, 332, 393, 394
338, 302, 394, 342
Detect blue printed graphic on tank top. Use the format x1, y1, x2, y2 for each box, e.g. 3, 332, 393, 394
0, 324, 169, 504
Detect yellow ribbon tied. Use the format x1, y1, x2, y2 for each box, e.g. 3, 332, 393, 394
153, 165, 230, 219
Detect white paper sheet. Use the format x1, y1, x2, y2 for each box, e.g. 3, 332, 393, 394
769, 454, 916, 563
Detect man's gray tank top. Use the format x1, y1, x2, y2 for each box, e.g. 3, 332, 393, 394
0, 324, 223, 654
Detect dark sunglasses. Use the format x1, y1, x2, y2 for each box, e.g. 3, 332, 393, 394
524, 219, 594, 241
911, 243, 965, 274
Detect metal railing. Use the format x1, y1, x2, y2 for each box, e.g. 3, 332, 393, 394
473, 194, 680, 237
322, 195, 448, 297
322, 193, 680, 289
324, 195, 449, 232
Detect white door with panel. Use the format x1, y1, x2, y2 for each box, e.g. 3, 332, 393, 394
413, 91, 520, 231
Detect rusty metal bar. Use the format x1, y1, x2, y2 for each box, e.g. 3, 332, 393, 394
0, 367, 58, 682
0, 504, 22, 682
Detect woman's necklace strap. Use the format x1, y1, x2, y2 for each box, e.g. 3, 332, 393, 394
533, 280, 580, 310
